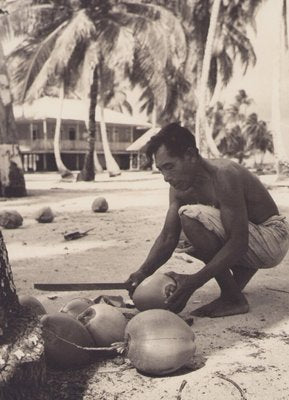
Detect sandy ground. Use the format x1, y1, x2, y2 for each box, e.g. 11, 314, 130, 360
1, 170, 289, 400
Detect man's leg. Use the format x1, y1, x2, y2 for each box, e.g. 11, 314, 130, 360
180, 214, 249, 317
231, 266, 257, 291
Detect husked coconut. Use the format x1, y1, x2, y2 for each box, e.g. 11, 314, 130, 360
59, 297, 94, 319
124, 309, 196, 376
34, 206, 54, 223
132, 273, 177, 311
40, 313, 94, 369
78, 304, 127, 346
91, 197, 108, 213
0, 210, 23, 229
19, 294, 47, 316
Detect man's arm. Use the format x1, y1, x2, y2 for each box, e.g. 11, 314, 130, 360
126, 188, 182, 291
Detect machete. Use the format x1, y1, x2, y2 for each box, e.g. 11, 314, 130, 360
34, 282, 129, 291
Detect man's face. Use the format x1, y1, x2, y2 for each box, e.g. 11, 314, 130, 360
155, 144, 194, 191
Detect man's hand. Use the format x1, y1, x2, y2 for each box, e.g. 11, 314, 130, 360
125, 270, 148, 297
164, 271, 197, 313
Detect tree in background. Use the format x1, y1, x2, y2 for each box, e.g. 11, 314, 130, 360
270, 0, 289, 177
5, 0, 188, 179
245, 112, 273, 168
212, 90, 273, 167
128, 2, 188, 129
0, 32, 26, 197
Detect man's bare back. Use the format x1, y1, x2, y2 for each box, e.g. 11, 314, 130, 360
173, 158, 279, 225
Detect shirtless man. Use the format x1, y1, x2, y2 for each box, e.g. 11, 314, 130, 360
126, 123, 289, 317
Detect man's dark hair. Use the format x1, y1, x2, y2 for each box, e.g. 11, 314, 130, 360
145, 123, 197, 163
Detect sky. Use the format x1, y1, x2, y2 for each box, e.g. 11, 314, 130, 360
224, 0, 288, 123
224, 0, 289, 155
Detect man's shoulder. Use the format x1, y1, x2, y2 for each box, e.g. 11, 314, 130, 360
212, 159, 250, 178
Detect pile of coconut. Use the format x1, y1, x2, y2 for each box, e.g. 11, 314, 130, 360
20, 273, 196, 376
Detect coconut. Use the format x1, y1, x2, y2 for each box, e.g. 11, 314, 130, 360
78, 304, 127, 346
34, 206, 54, 223
91, 197, 108, 213
59, 297, 94, 319
132, 273, 177, 311
18, 294, 47, 316
124, 309, 196, 376
40, 313, 94, 369
0, 210, 23, 229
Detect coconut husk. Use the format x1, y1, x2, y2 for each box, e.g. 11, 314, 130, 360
0, 210, 23, 229
34, 207, 54, 223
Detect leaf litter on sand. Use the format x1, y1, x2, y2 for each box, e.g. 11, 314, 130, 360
228, 326, 289, 344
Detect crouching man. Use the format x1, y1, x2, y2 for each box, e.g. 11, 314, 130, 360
126, 123, 289, 317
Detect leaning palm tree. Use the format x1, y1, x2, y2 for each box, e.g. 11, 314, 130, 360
52, 82, 74, 178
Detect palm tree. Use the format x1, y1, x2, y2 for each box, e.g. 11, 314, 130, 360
270, 0, 289, 177
245, 112, 273, 167
195, 0, 222, 157
7, 0, 187, 179
0, 37, 26, 197
128, 2, 188, 127
6, 0, 115, 179
0, 233, 45, 398
160, 0, 261, 154
53, 82, 74, 178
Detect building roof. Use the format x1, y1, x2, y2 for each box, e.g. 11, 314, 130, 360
126, 127, 160, 152
13, 97, 151, 128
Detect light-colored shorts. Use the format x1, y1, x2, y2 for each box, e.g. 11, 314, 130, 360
179, 204, 289, 270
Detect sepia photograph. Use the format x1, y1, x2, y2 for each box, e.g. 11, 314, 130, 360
1, 0, 289, 399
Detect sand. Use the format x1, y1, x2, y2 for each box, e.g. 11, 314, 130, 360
1, 170, 289, 399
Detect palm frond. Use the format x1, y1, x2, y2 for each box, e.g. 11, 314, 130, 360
224, 23, 256, 72
2, 0, 69, 40
7, 21, 67, 102
73, 41, 101, 99
218, 50, 233, 86
26, 10, 96, 101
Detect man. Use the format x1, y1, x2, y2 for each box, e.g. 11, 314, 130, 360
126, 123, 289, 317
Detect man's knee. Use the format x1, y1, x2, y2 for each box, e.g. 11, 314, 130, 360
180, 213, 205, 238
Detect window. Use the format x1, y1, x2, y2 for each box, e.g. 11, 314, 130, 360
32, 128, 38, 140
107, 126, 114, 142
69, 127, 76, 140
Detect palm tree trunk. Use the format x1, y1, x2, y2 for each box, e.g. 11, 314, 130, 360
209, 59, 222, 106
271, 0, 289, 178
0, 231, 48, 399
77, 65, 99, 181
83, 97, 103, 173
0, 40, 26, 197
53, 82, 73, 179
151, 105, 158, 172
99, 60, 121, 177
99, 102, 121, 177
195, 0, 221, 158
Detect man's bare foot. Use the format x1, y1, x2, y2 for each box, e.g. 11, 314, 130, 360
191, 294, 249, 318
